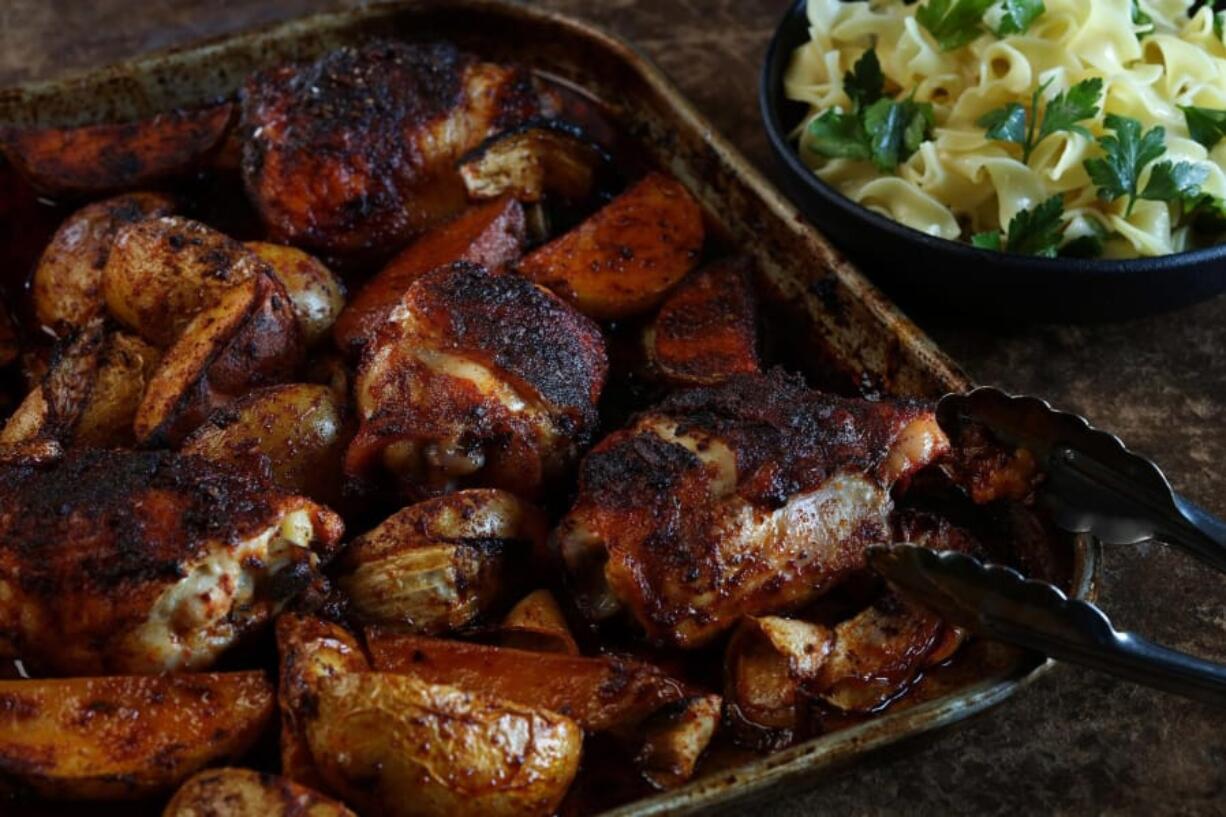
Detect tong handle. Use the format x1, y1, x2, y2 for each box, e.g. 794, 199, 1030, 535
992, 616, 1226, 709
1170, 493, 1226, 574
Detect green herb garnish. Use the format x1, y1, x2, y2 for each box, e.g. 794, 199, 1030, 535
978, 78, 1102, 163
917, 0, 997, 50
1084, 115, 1205, 216
971, 195, 1066, 256
1181, 105, 1226, 149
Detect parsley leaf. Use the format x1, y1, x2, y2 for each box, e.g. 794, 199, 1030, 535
996, 0, 1046, 36
1140, 160, 1208, 203
807, 110, 872, 161
1181, 105, 1226, 149
1059, 216, 1111, 259
971, 196, 1065, 256
1083, 114, 1168, 216
1002, 195, 1066, 256
971, 230, 1003, 250
844, 49, 885, 111
864, 97, 935, 171
1185, 191, 1226, 232
978, 78, 1101, 163
1132, 0, 1155, 39
917, 0, 996, 51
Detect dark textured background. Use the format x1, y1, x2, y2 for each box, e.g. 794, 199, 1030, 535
3, 1, 1224, 814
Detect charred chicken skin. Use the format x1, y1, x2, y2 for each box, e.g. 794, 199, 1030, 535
0, 449, 343, 675
347, 261, 607, 500
241, 41, 540, 256
556, 369, 949, 647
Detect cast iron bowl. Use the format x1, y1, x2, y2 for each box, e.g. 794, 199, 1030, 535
760, 0, 1226, 321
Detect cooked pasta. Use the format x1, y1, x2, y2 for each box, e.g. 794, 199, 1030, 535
786, 0, 1226, 257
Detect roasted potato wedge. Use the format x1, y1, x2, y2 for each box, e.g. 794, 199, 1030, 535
458, 119, 611, 203
645, 256, 759, 386
333, 196, 525, 356
724, 615, 829, 738
366, 631, 689, 732
305, 670, 581, 817
337, 490, 544, 632
31, 192, 177, 333
3, 319, 162, 447
103, 216, 268, 347
182, 383, 349, 505
1, 103, 233, 195
134, 273, 303, 446
498, 589, 579, 655
0, 671, 273, 800
516, 171, 703, 319
0, 304, 15, 368
164, 768, 356, 817
276, 614, 370, 792
245, 242, 345, 347
637, 694, 722, 789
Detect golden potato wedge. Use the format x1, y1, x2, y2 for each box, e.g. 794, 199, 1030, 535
645, 256, 760, 386
0, 671, 273, 800
103, 216, 268, 347
333, 196, 525, 356
0, 318, 160, 448
498, 589, 579, 655
337, 491, 544, 633
366, 631, 689, 733
1, 103, 234, 196
724, 615, 829, 738
182, 383, 349, 505
245, 242, 345, 347
134, 273, 303, 446
164, 767, 356, 817
637, 693, 722, 789
516, 171, 703, 319
276, 614, 370, 791
306, 670, 581, 817
31, 192, 177, 333
458, 120, 611, 203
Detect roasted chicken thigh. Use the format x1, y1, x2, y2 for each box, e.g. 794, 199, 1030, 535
241, 41, 540, 255
347, 261, 607, 500
556, 369, 949, 647
0, 449, 343, 675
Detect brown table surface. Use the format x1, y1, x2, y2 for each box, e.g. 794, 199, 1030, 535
4, 1, 1225, 814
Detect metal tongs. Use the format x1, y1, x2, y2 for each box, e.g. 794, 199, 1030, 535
868, 387, 1226, 707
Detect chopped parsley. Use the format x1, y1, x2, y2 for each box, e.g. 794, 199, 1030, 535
1084, 115, 1206, 216
978, 78, 1102, 163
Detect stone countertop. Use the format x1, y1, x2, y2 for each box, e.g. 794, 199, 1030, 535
3, 1, 1224, 814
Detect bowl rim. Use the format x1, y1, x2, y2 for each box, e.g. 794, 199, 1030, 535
758, 0, 1226, 276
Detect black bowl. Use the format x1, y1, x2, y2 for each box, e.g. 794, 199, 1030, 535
760, 0, 1226, 322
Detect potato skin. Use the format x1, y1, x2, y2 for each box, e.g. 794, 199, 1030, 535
32, 192, 177, 333
182, 383, 349, 505
245, 242, 346, 347
134, 272, 303, 446
517, 171, 703, 319
103, 215, 268, 347
0, 671, 273, 800
306, 670, 582, 817
1, 103, 233, 196
164, 768, 356, 817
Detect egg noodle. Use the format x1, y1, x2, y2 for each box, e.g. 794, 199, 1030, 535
785, 0, 1226, 257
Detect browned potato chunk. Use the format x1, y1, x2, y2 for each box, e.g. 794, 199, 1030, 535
276, 614, 370, 792
337, 490, 545, 633
103, 216, 267, 347
182, 383, 349, 505
516, 171, 703, 319
498, 589, 578, 654
458, 120, 610, 203
1, 319, 160, 448
637, 693, 722, 789
164, 768, 356, 817
645, 256, 760, 386
31, 192, 177, 333
0, 671, 273, 800
1, 103, 233, 196
245, 242, 346, 347
305, 670, 581, 817
134, 273, 303, 446
0, 305, 15, 368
